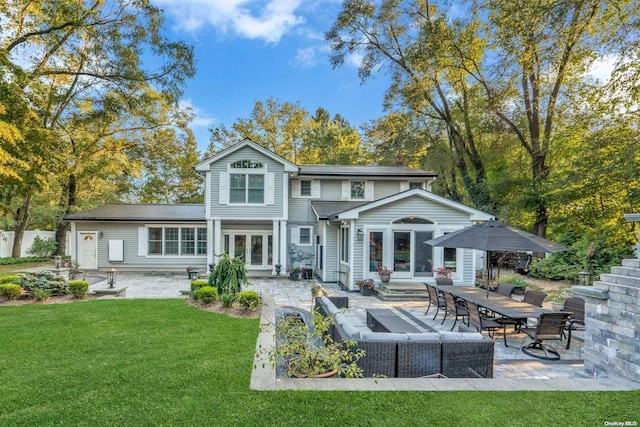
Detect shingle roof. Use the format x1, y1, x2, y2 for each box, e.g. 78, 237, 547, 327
310, 201, 370, 220
65, 204, 206, 222
298, 164, 436, 178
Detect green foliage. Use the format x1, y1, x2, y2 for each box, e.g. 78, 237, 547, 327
208, 253, 247, 295
0, 274, 20, 284
497, 274, 528, 288
33, 288, 51, 302
68, 281, 89, 299
260, 309, 364, 378
528, 257, 581, 283
219, 293, 235, 307
236, 290, 260, 311
0, 283, 22, 300
196, 286, 218, 304
0, 256, 49, 266
26, 236, 57, 257
15, 271, 68, 296
68, 261, 82, 280
190, 279, 209, 297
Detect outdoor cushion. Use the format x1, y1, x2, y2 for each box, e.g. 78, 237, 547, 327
406, 332, 441, 341
320, 296, 341, 315
361, 331, 409, 341
339, 319, 361, 339
439, 331, 484, 341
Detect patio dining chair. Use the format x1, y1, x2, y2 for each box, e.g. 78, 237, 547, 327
465, 300, 507, 347
523, 290, 547, 307
440, 291, 469, 331
520, 312, 571, 360
424, 283, 446, 319
562, 297, 585, 349
495, 283, 515, 298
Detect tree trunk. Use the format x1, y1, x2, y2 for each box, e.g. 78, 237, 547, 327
11, 194, 32, 257
55, 173, 77, 256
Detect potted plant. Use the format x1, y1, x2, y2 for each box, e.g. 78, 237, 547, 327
376, 265, 392, 283
356, 279, 375, 296
551, 288, 573, 311
433, 267, 453, 278
288, 267, 301, 281
261, 309, 365, 378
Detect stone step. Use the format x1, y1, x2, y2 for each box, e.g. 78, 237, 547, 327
621, 258, 640, 269
375, 282, 429, 301
610, 266, 640, 278
598, 273, 640, 287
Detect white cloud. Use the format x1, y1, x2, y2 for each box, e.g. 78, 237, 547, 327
153, 0, 304, 43
588, 55, 618, 83
290, 46, 320, 68
180, 99, 216, 128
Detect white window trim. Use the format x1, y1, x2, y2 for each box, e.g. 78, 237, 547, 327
298, 226, 313, 246
141, 225, 208, 257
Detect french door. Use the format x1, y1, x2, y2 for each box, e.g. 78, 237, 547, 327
225, 232, 272, 269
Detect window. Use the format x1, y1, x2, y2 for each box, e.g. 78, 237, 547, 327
444, 247, 457, 272
340, 227, 349, 263
147, 226, 207, 256
300, 180, 311, 196
351, 181, 365, 199
231, 160, 262, 168
299, 227, 311, 245
409, 182, 424, 190
230, 173, 264, 204
369, 231, 383, 272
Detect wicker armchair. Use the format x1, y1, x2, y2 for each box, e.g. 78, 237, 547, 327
441, 339, 495, 378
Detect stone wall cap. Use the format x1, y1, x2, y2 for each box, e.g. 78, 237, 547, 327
571, 285, 609, 300
624, 213, 640, 222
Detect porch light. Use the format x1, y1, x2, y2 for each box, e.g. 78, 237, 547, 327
356, 228, 364, 241
107, 268, 117, 289
578, 271, 591, 286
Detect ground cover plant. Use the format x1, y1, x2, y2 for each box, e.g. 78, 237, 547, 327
0, 299, 637, 426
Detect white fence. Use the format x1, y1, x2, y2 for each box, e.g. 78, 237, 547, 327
0, 230, 69, 258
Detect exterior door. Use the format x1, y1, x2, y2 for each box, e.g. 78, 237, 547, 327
225, 232, 272, 269
392, 231, 412, 278
78, 232, 98, 269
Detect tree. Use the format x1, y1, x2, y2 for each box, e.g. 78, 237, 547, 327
326, 0, 498, 213
0, 0, 195, 255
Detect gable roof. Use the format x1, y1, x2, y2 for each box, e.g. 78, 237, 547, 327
195, 138, 299, 172
310, 201, 370, 220
65, 204, 205, 222
298, 164, 436, 179
316, 189, 494, 221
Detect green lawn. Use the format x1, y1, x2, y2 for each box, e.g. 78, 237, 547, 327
1, 299, 637, 426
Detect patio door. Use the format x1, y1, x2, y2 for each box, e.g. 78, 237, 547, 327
392, 231, 412, 279
225, 232, 272, 269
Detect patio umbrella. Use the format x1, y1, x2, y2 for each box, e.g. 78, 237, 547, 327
424, 220, 568, 296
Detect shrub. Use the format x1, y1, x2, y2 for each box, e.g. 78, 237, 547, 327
0, 256, 49, 266
208, 252, 247, 295
0, 284, 22, 300
27, 236, 57, 257
220, 293, 235, 307
237, 290, 260, 311
33, 288, 51, 302
196, 286, 218, 304
15, 271, 68, 296
0, 274, 20, 284
528, 257, 581, 283
68, 281, 89, 298
190, 280, 210, 297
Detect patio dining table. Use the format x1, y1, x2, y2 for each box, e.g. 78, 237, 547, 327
432, 284, 550, 339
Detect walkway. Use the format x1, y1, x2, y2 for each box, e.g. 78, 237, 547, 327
82, 272, 638, 391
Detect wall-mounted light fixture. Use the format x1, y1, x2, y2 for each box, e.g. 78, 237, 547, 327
98, 230, 104, 238
356, 228, 364, 241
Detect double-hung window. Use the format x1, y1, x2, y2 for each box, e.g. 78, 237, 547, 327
351, 181, 365, 199
147, 226, 207, 256
227, 160, 266, 204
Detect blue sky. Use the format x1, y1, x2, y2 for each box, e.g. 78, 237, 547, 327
151, 0, 390, 151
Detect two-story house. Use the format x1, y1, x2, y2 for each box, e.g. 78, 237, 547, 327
66, 139, 494, 289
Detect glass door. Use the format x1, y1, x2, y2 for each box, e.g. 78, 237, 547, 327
234, 235, 246, 260
393, 231, 412, 278
225, 232, 272, 269
414, 231, 434, 277
250, 235, 263, 265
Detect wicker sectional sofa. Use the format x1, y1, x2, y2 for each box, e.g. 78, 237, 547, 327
314, 296, 495, 378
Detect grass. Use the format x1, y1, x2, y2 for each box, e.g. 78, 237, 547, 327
1, 300, 638, 426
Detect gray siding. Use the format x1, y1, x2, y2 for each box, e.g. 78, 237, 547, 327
208, 146, 286, 219
75, 222, 207, 271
